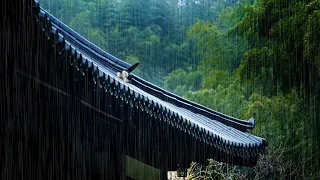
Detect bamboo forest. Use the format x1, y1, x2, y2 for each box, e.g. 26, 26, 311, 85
1, 0, 320, 179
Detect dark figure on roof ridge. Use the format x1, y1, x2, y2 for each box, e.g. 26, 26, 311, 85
126, 62, 140, 73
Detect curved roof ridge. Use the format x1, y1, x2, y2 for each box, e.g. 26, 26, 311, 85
131, 75, 254, 132
38, 4, 131, 71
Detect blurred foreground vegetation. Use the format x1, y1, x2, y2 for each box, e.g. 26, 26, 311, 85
41, 0, 320, 179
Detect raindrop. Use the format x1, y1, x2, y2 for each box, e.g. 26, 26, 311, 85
124, 95, 128, 104
140, 104, 144, 111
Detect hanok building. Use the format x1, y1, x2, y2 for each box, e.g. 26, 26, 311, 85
1, 0, 266, 179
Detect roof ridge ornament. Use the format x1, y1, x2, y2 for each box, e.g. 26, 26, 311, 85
248, 117, 255, 129
116, 62, 140, 83
116, 70, 129, 83
126, 62, 140, 73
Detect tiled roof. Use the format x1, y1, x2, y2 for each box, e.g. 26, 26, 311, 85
33, 0, 266, 164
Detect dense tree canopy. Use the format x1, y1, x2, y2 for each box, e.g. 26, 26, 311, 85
40, 0, 320, 178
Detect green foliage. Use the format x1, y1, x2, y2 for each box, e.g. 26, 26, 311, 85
69, 10, 92, 36
237, 0, 320, 95
164, 69, 203, 96
234, 1, 320, 176
185, 73, 249, 118
88, 28, 106, 49
185, 70, 203, 91
187, 160, 249, 179
164, 69, 187, 95
188, 18, 248, 73
201, 69, 231, 89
